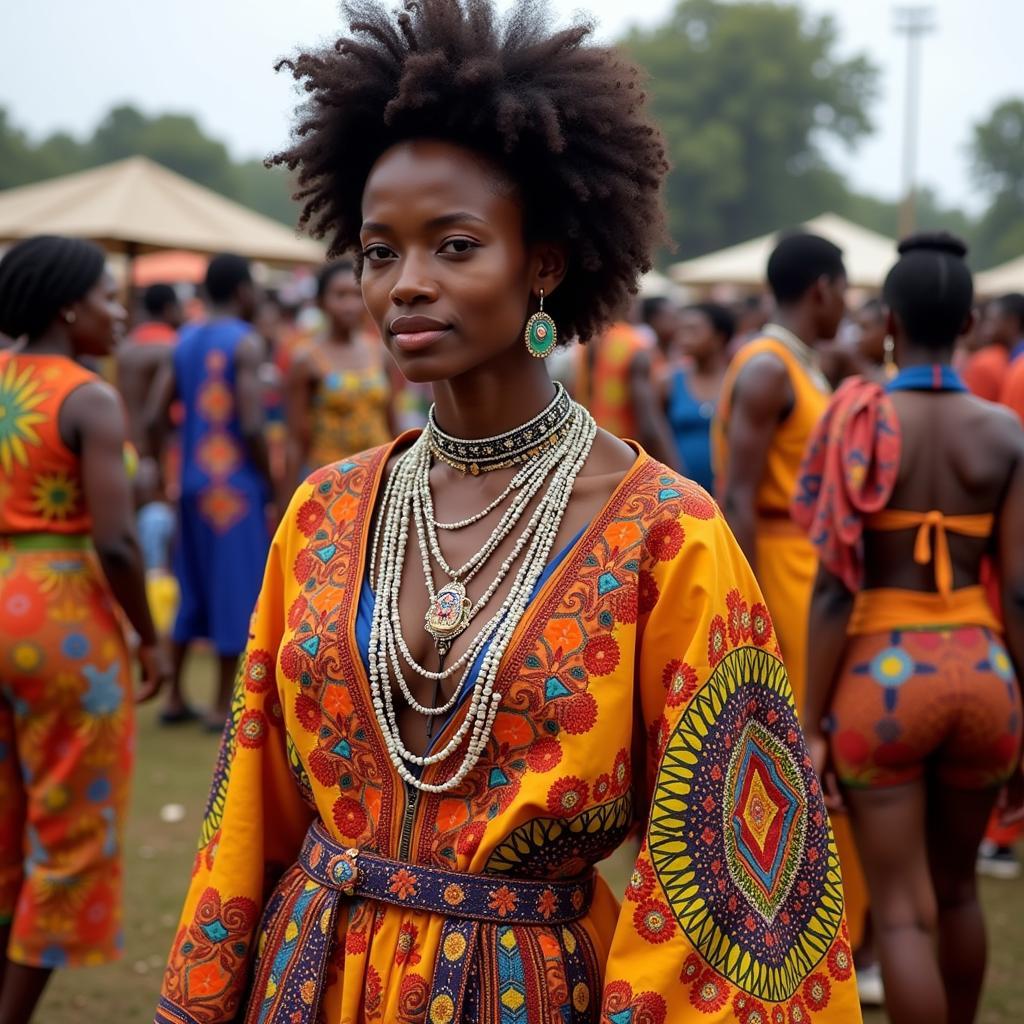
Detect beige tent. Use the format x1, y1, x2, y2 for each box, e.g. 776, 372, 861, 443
668, 213, 897, 290
975, 255, 1024, 296
0, 156, 324, 265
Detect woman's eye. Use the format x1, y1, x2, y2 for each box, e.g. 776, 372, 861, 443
363, 244, 395, 262
439, 238, 479, 256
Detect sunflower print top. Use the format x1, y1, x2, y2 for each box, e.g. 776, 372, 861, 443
0, 351, 99, 534
156, 439, 861, 1024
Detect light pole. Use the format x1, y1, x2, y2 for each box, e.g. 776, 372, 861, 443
894, 5, 935, 237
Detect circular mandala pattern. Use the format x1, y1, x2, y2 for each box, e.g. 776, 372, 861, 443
648, 646, 843, 1002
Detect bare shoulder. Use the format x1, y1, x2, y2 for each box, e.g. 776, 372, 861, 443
734, 350, 789, 394
581, 428, 638, 479
234, 331, 264, 366
965, 394, 1024, 450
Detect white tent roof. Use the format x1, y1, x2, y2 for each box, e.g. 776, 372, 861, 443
0, 156, 324, 266
975, 255, 1024, 296
668, 213, 898, 290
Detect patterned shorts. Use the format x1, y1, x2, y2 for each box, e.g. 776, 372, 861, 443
829, 627, 1022, 790
0, 542, 133, 967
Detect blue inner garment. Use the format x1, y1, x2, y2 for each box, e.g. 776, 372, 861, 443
356, 525, 586, 757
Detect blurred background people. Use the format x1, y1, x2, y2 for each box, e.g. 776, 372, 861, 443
146, 254, 274, 731
665, 301, 732, 491
284, 259, 394, 483
0, 236, 167, 1022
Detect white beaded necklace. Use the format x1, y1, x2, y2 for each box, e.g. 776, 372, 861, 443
367, 402, 596, 793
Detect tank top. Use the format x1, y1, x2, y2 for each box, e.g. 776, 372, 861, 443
713, 329, 832, 513
309, 347, 391, 466
0, 351, 98, 535
666, 367, 716, 492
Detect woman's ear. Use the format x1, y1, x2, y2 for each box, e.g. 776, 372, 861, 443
530, 242, 568, 298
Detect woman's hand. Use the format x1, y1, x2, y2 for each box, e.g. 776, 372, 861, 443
137, 642, 173, 703
805, 728, 845, 813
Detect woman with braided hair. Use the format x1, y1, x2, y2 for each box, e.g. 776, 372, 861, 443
0, 235, 169, 1023
156, 2, 860, 1022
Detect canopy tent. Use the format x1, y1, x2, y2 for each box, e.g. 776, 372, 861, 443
0, 156, 324, 266
668, 213, 898, 290
975, 255, 1024, 296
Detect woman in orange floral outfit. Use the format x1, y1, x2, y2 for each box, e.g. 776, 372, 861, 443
156, 2, 860, 1022
0, 236, 167, 1023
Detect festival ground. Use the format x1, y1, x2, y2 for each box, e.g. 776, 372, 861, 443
28, 655, 1024, 1024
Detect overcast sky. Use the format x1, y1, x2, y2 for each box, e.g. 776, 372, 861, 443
1, 0, 1019, 214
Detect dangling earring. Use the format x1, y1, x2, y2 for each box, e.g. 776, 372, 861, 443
883, 335, 897, 379
524, 289, 557, 358
64, 311, 77, 324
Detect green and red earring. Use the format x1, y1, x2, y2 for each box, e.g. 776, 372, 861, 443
524, 289, 557, 358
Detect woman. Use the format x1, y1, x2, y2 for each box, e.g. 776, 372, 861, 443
0, 236, 168, 1023
796, 234, 1024, 1024
285, 260, 394, 484
156, 3, 859, 1022
665, 302, 732, 493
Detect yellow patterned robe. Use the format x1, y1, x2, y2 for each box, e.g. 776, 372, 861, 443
156, 439, 861, 1024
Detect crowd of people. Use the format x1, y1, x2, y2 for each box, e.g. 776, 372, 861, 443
1, 0, 1023, 1022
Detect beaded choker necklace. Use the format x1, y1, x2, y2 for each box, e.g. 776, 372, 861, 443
427, 382, 573, 475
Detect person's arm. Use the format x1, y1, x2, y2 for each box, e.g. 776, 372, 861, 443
234, 332, 274, 491
803, 563, 854, 791
64, 380, 169, 701
630, 349, 680, 470
284, 349, 316, 488
157, 488, 316, 1023
599, 493, 862, 1020
719, 355, 791, 573
997, 433, 1024, 823
143, 357, 177, 492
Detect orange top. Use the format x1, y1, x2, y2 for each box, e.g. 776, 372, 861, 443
0, 351, 98, 535
577, 321, 650, 439
864, 508, 995, 599
963, 344, 1009, 402
1001, 354, 1024, 425
713, 332, 831, 513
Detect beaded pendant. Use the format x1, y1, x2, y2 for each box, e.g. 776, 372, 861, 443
424, 580, 473, 657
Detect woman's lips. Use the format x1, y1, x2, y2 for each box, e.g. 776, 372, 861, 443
388, 316, 451, 353
390, 327, 451, 352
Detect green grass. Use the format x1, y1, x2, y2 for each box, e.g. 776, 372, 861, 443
35, 659, 1024, 1022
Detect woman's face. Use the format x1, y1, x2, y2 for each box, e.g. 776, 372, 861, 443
321, 268, 366, 334
68, 271, 126, 356
679, 309, 719, 362
359, 139, 559, 384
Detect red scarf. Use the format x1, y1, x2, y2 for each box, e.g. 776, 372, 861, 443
791, 377, 902, 592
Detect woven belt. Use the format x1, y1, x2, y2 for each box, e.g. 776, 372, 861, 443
245, 820, 596, 1024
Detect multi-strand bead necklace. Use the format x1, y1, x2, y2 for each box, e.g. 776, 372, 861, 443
367, 387, 596, 793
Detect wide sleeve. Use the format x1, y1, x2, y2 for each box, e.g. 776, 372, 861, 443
600, 498, 862, 1023
156, 494, 316, 1024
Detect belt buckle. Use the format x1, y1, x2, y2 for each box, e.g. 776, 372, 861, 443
330, 848, 361, 896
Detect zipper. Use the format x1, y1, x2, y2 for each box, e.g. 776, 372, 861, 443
398, 781, 420, 862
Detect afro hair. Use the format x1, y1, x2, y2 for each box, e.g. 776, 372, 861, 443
271, 0, 668, 341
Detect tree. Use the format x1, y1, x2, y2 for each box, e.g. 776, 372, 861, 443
622, 0, 878, 258
971, 99, 1024, 267
90, 105, 238, 196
